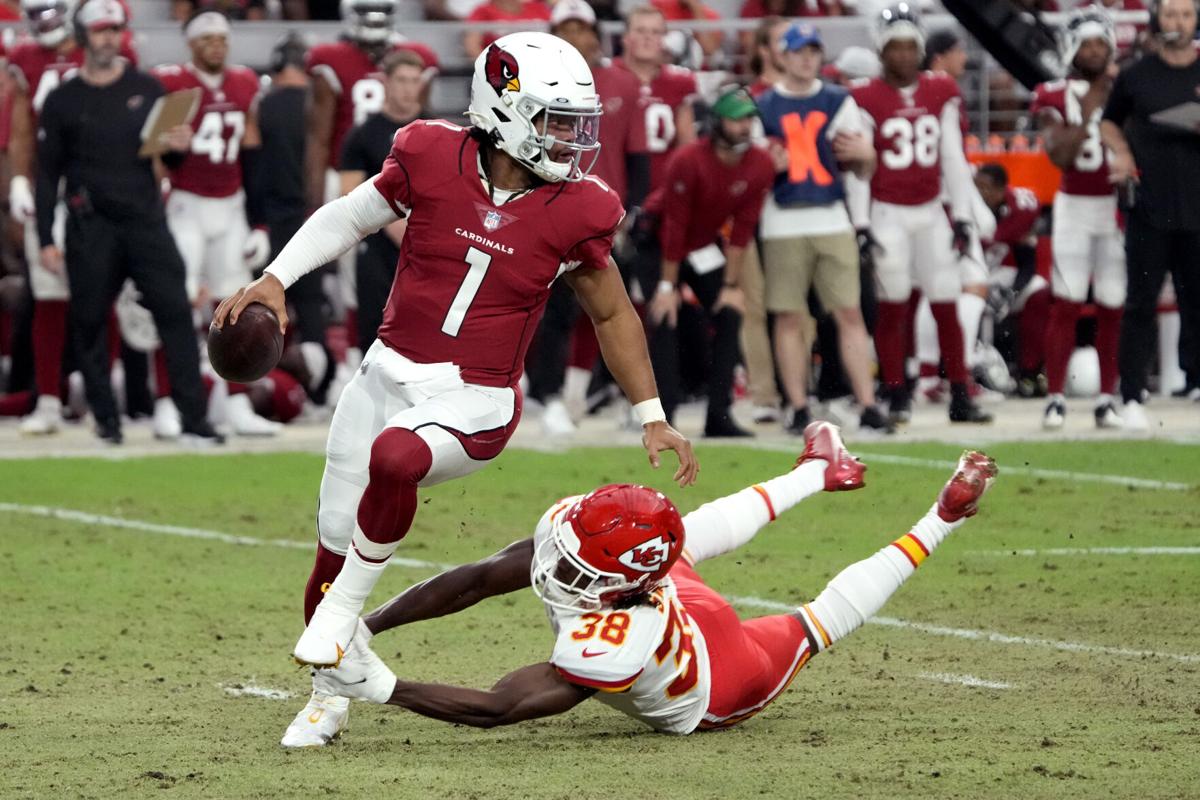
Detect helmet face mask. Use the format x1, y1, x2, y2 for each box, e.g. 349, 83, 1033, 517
341, 0, 397, 45
23, 0, 74, 48
468, 33, 602, 184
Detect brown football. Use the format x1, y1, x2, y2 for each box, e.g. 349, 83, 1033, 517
207, 303, 284, 383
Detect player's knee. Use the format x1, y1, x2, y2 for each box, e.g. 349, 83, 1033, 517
368, 427, 433, 489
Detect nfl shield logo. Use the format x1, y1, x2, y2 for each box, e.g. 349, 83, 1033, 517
484, 211, 502, 231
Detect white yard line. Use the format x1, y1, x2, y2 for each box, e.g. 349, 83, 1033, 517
221, 683, 295, 700
6, 501, 1200, 665
968, 546, 1200, 557
916, 672, 1014, 690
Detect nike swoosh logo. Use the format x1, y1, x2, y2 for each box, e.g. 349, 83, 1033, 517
581, 649, 609, 658
345, 677, 368, 685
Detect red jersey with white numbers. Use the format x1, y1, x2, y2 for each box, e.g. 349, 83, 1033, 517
307, 37, 439, 170
590, 61, 648, 205
8, 36, 138, 119
372, 121, 625, 388
153, 63, 260, 198
984, 186, 1041, 267
1030, 79, 1113, 197
852, 72, 961, 206
613, 58, 697, 191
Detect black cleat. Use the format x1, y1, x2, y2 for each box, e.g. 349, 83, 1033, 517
949, 383, 993, 424
887, 388, 912, 425
783, 405, 812, 436
704, 415, 753, 438
181, 420, 226, 447
96, 417, 123, 445
859, 404, 896, 434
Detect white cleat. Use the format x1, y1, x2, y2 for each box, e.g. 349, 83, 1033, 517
18, 395, 62, 435
1042, 400, 1065, 430
315, 620, 397, 705
1094, 401, 1123, 430
1122, 399, 1150, 432
293, 601, 360, 668
153, 396, 183, 440
279, 689, 351, 748
540, 398, 577, 436
228, 393, 282, 436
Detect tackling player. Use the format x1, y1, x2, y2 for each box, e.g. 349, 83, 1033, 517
849, 3, 991, 425
1031, 4, 1125, 430
315, 423, 996, 736
214, 31, 698, 747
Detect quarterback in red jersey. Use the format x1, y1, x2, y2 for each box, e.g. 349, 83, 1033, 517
214, 31, 698, 747
307, 424, 996, 738
849, 3, 991, 425
612, 5, 698, 191
5, 0, 136, 435
1031, 4, 1125, 431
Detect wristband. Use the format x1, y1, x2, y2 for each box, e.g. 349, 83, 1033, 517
656, 280, 675, 295
632, 398, 667, 426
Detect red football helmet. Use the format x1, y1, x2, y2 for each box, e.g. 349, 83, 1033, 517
531, 484, 685, 613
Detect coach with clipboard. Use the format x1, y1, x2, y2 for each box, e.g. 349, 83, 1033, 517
1100, 0, 1200, 426
35, 0, 220, 445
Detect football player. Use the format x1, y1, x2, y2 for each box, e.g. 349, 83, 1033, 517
153, 10, 279, 438
6, 0, 136, 435
1031, 5, 1125, 430
213, 31, 699, 747
849, 3, 991, 425
314, 423, 996, 736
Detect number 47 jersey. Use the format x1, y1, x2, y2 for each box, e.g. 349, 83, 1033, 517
372, 121, 625, 389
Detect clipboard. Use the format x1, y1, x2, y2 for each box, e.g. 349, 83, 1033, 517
1149, 101, 1200, 135
138, 88, 201, 157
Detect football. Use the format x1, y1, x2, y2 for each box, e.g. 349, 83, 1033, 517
207, 302, 284, 383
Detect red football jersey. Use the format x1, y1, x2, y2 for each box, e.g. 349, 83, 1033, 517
985, 186, 1041, 267
7, 36, 138, 119
307, 38, 439, 170
852, 72, 961, 206
590, 61, 648, 205
373, 121, 625, 388
1030, 79, 1112, 197
153, 63, 260, 198
613, 58, 697, 191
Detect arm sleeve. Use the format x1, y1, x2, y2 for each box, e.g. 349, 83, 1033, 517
845, 171, 871, 229
727, 159, 771, 249
658, 157, 694, 262
263, 179, 398, 288
939, 98, 973, 221
1101, 68, 1132, 126
35, 91, 65, 248
827, 94, 864, 139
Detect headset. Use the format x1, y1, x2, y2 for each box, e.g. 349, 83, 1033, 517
269, 31, 310, 75
1148, 0, 1200, 40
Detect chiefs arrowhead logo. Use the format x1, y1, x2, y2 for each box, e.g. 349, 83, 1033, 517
484, 44, 520, 97
618, 537, 671, 573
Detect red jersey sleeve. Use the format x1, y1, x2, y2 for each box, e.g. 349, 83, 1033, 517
564, 176, 624, 271
658, 150, 697, 262
1030, 81, 1064, 123
372, 121, 436, 218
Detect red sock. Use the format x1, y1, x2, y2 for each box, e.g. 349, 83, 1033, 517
31, 300, 67, 399
1044, 298, 1083, 395
154, 349, 172, 398
929, 301, 967, 384
345, 308, 359, 352
303, 544, 347, 623
356, 427, 433, 549
1018, 288, 1050, 373
1095, 304, 1123, 396
568, 314, 600, 370
874, 301, 911, 390
0, 390, 35, 417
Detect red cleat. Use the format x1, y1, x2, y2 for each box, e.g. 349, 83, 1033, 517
937, 450, 998, 522
797, 421, 866, 491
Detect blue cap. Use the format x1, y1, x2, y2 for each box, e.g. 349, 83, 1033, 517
781, 23, 823, 52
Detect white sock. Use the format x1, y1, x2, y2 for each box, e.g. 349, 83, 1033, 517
957, 293, 987, 368
682, 460, 827, 565
799, 505, 961, 650
1050, 392, 1065, 403
321, 528, 398, 616
914, 297, 939, 365
562, 366, 591, 408
1097, 393, 1114, 408
299, 341, 329, 391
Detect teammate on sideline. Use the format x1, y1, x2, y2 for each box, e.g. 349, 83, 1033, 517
315, 423, 996, 735
214, 31, 698, 747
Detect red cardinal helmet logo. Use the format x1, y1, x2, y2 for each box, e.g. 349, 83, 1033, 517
484, 44, 520, 96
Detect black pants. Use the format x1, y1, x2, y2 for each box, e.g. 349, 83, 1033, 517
1120, 213, 1200, 402
634, 235, 742, 426
64, 211, 206, 428
355, 232, 399, 353
270, 214, 327, 346
525, 280, 580, 404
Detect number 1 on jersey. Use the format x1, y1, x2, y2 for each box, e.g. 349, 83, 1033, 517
442, 247, 492, 337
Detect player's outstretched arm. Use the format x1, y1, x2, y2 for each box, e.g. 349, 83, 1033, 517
384, 662, 595, 729
567, 263, 700, 487
361, 538, 534, 636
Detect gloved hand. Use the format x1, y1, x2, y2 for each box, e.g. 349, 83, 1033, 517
856, 228, 881, 268
9, 175, 35, 224
951, 219, 972, 258
243, 226, 271, 271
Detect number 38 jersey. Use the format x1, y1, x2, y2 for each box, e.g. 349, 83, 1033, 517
153, 64, 261, 198
851, 71, 962, 207
372, 121, 624, 389
534, 499, 712, 735
1030, 79, 1112, 197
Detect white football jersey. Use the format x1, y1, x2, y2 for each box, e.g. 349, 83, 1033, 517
532, 499, 712, 734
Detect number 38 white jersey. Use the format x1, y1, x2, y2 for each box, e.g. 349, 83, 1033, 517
533, 499, 712, 735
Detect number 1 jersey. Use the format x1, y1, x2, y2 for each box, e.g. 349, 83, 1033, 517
372, 121, 625, 388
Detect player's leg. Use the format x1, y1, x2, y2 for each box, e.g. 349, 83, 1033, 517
682, 422, 864, 567
869, 202, 915, 422
19, 208, 70, 434
688, 260, 746, 437
1091, 228, 1127, 429
1043, 195, 1091, 429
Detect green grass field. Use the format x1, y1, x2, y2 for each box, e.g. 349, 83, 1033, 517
2, 442, 1199, 799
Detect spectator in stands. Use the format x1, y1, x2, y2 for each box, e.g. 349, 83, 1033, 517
0, 1, 19, 21
740, 0, 846, 20
746, 15, 788, 94
282, 0, 340, 18
463, 0, 551, 60
649, 0, 723, 57
339, 50, 423, 352
922, 28, 967, 78
172, 0, 267, 20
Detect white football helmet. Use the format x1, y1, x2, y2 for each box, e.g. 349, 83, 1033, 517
340, 0, 397, 45
467, 31, 601, 184
23, 0, 75, 48
1061, 4, 1115, 72
874, 2, 925, 54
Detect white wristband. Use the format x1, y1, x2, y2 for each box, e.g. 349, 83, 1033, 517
632, 398, 667, 426
656, 280, 674, 295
